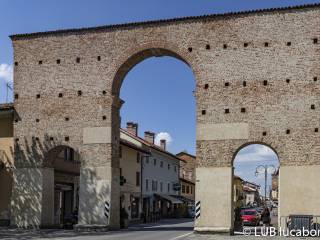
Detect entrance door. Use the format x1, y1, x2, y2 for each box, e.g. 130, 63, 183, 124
63, 190, 73, 221
54, 183, 74, 226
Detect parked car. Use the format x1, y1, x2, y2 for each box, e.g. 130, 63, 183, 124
241, 209, 260, 226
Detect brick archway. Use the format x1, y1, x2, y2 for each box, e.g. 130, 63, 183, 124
232, 141, 280, 166
9, 3, 320, 233
111, 43, 199, 97
232, 142, 280, 231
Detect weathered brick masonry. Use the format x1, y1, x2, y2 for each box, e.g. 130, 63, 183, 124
9, 3, 320, 232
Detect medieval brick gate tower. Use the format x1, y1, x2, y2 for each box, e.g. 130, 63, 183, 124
9, 3, 320, 233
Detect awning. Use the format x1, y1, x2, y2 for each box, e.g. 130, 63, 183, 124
154, 194, 183, 204
174, 195, 195, 204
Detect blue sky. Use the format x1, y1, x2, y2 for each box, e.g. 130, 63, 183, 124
0, 0, 314, 189
234, 144, 279, 196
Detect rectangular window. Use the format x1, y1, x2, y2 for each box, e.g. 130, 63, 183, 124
174, 166, 177, 172
167, 183, 170, 193
168, 164, 170, 170
145, 156, 149, 164
182, 185, 185, 193
190, 186, 193, 194
186, 185, 190, 194
64, 148, 74, 162
160, 161, 163, 167
153, 158, 156, 166
136, 172, 140, 186
160, 182, 163, 192
146, 179, 149, 191
136, 152, 140, 163
152, 180, 156, 191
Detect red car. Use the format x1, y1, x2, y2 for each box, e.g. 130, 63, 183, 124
241, 209, 260, 226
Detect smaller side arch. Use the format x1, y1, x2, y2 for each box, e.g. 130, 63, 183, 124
43, 144, 80, 168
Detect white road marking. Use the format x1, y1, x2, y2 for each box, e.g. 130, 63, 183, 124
169, 232, 193, 240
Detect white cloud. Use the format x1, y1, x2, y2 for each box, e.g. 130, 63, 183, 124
155, 132, 173, 146
0, 64, 13, 83
234, 170, 243, 177
234, 144, 277, 163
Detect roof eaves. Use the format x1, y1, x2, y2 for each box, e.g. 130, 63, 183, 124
120, 139, 150, 154
120, 128, 182, 162
176, 151, 196, 159
0, 103, 14, 111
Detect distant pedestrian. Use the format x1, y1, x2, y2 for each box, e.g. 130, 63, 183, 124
261, 207, 271, 226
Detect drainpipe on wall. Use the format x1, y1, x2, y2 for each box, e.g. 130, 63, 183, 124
140, 151, 143, 223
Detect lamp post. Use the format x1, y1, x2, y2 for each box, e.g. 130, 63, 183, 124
255, 165, 276, 204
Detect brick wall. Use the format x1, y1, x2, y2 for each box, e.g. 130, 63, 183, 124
10, 4, 320, 227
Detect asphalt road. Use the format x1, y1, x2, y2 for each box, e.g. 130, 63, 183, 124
104, 219, 194, 240
0, 218, 194, 240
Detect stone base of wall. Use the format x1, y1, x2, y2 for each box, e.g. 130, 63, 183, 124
195, 167, 233, 233
279, 165, 320, 225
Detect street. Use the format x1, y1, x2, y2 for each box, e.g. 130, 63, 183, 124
0, 219, 194, 240
1, 217, 316, 240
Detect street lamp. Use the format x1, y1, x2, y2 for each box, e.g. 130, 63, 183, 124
255, 164, 276, 204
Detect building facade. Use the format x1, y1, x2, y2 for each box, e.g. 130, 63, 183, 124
180, 178, 195, 202
233, 176, 245, 209
120, 123, 182, 221
177, 152, 196, 202
0, 104, 14, 226
177, 152, 196, 183
119, 125, 147, 223
243, 181, 261, 206
271, 169, 279, 203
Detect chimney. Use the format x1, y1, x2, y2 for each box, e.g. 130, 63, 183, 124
160, 139, 166, 150
144, 131, 155, 144
126, 122, 138, 136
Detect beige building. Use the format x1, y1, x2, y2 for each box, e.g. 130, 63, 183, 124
177, 152, 196, 202
121, 122, 182, 221
119, 124, 149, 223
243, 181, 261, 206
233, 176, 244, 209
0, 104, 14, 226
271, 169, 279, 203
180, 178, 195, 202
177, 152, 196, 183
